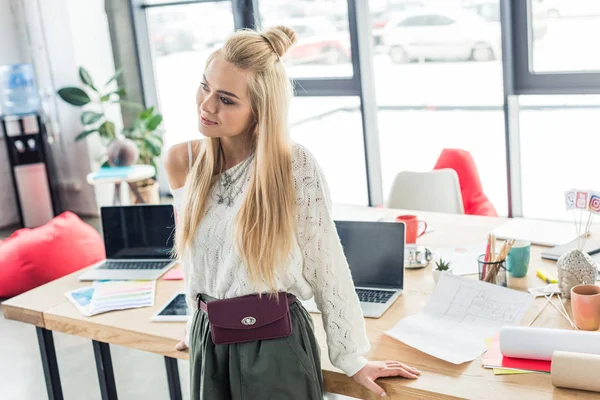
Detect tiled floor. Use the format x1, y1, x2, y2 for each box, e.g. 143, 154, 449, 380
0, 210, 357, 399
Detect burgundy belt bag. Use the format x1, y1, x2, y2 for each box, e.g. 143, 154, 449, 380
198, 292, 297, 345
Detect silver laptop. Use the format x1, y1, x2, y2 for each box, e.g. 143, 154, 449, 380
78, 204, 177, 281
301, 220, 405, 318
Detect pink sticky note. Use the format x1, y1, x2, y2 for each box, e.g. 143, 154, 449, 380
162, 268, 184, 280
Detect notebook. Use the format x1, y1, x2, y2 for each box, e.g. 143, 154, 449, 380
541, 238, 600, 261
492, 218, 582, 247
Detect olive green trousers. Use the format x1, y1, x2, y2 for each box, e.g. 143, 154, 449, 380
189, 294, 324, 400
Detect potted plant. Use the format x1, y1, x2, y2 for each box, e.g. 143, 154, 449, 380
121, 106, 164, 204
57, 67, 140, 148
433, 257, 453, 284
57, 66, 164, 204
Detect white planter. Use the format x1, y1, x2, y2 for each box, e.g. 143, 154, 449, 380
433, 269, 453, 284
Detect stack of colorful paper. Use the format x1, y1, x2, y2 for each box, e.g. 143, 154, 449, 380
482, 333, 551, 375
65, 281, 155, 317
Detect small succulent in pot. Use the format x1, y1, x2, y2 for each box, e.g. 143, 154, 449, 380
433, 258, 453, 284
435, 258, 451, 271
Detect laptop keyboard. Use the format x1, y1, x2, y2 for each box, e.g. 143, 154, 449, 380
98, 260, 171, 270
355, 288, 395, 304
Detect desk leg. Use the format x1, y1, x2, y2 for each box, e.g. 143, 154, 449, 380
113, 183, 121, 205
36, 327, 64, 400
92, 340, 118, 400
164, 356, 183, 400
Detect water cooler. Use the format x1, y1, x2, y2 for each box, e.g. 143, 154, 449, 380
1, 113, 59, 227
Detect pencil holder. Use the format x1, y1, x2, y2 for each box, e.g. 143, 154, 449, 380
477, 254, 507, 287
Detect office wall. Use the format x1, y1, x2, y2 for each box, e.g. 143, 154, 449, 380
0, 0, 27, 227
0, 0, 25, 65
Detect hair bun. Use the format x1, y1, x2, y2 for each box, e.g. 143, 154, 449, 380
262, 25, 297, 58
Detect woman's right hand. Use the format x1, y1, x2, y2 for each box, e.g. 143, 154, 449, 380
175, 337, 189, 351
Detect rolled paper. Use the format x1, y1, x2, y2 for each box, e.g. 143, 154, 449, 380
499, 326, 600, 360
551, 351, 600, 392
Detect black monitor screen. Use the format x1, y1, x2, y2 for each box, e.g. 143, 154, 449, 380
334, 220, 404, 289
101, 205, 176, 260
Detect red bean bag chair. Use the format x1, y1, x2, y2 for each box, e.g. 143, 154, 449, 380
433, 148, 498, 217
0, 211, 105, 298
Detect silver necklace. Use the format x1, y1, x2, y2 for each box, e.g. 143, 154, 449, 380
216, 154, 254, 207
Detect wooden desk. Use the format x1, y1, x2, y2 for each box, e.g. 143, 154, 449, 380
3, 206, 599, 400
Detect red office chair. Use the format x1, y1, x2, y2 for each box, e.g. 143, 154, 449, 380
433, 148, 498, 217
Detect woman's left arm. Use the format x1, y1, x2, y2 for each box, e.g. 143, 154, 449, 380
293, 146, 419, 397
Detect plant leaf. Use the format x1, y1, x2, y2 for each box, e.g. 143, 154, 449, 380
140, 106, 155, 120
150, 132, 163, 146
114, 87, 126, 97
75, 129, 97, 141
146, 114, 163, 131
98, 121, 116, 139
144, 135, 163, 156
80, 111, 103, 125
104, 68, 123, 87
100, 88, 126, 102
78, 67, 98, 92
57, 87, 91, 106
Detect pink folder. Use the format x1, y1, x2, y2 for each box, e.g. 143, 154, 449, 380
162, 268, 184, 280
482, 333, 551, 373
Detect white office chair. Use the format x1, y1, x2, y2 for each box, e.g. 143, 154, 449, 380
386, 169, 465, 214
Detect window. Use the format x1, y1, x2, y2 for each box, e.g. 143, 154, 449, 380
257, 0, 353, 78
290, 97, 368, 205
519, 95, 600, 220
430, 15, 455, 26
371, 0, 507, 214
397, 16, 429, 27
530, 0, 600, 73
144, 2, 235, 149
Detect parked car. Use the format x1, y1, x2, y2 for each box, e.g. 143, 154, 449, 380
382, 9, 501, 63
280, 18, 351, 65
372, 0, 426, 47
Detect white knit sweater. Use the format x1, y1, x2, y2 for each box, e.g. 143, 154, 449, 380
171, 143, 370, 376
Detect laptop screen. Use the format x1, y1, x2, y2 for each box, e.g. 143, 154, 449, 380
334, 220, 404, 290
101, 205, 176, 260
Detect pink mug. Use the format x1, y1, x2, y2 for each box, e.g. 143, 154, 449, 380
571, 284, 600, 331
396, 215, 427, 244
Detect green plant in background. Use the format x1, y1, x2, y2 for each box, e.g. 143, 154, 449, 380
56, 66, 163, 169
435, 258, 451, 271
57, 66, 141, 144
121, 106, 163, 170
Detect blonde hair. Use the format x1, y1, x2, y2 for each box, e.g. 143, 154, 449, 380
174, 26, 298, 293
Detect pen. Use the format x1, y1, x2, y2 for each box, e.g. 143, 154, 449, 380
536, 269, 557, 284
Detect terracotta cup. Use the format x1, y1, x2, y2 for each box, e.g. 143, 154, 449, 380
571, 284, 600, 331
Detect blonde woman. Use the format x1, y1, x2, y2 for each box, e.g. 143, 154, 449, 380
165, 26, 420, 399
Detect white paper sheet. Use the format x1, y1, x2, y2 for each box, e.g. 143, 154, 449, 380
384, 273, 534, 364
434, 244, 485, 276
500, 326, 600, 360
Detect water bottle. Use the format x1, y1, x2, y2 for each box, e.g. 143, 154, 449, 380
0, 63, 40, 116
